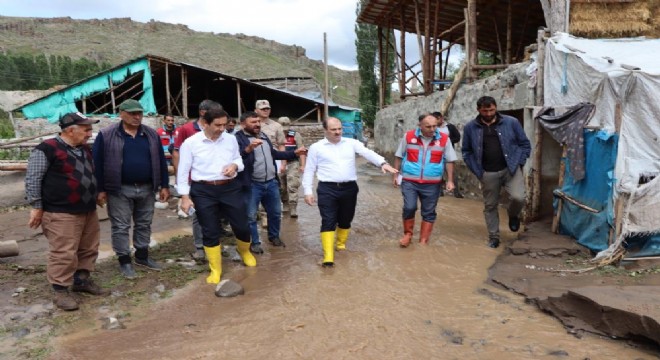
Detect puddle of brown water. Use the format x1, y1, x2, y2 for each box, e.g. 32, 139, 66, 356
53, 164, 653, 359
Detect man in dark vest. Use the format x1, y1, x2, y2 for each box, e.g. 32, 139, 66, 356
93, 99, 170, 278
26, 112, 108, 311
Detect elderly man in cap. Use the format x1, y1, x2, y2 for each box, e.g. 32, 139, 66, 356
93, 99, 170, 279
26, 112, 108, 310
277, 116, 306, 218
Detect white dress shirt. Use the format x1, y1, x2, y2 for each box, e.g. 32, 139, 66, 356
176, 131, 244, 196
302, 137, 386, 196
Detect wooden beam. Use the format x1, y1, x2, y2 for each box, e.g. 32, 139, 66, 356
0, 131, 58, 148
399, 8, 406, 97
414, 0, 425, 92
506, 0, 512, 64
236, 82, 242, 117
440, 62, 466, 117
108, 77, 116, 113
165, 63, 171, 115
536, 29, 546, 106
472, 64, 510, 70
494, 19, 504, 62
467, 0, 478, 80
437, 20, 465, 40
551, 145, 568, 233
377, 26, 384, 109
182, 67, 188, 119
530, 111, 543, 221
423, 0, 432, 93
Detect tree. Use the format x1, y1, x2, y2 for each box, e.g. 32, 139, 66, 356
355, 0, 379, 128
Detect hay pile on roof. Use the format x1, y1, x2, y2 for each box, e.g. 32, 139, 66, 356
570, 0, 657, 38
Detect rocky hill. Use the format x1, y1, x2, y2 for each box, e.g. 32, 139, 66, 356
0, 15, 359, 107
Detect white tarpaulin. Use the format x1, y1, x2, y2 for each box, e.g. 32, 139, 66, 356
544, 33, 660, 196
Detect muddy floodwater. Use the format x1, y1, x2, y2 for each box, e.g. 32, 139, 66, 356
53, 162, 652, 359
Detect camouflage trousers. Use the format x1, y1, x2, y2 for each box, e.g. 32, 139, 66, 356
279, 160, 301, 209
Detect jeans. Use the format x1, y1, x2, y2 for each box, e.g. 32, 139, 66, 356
107, 183, 155, 257
400, 180, 441, 222
481, 167, 526, 240
247, 179, 282, 244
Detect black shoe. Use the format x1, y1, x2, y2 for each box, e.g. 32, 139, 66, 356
250, 243, 264, 254
453, 190, 464, 199
269, 237, 285, 247
135, 257, 162, 271
509, 216, 520, 232
487, 238, 500, 248
119, 263, 137, 279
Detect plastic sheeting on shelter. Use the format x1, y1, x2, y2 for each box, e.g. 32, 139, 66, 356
543, 33, 660, 194
558, 130, 617, 252
20, 58, 157, 122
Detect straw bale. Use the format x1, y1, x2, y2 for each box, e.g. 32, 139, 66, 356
570, 1, 656, 37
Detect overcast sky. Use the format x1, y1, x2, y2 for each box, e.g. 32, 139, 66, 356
0, 0, 362, 70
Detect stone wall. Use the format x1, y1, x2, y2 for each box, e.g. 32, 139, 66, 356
373, 62, 535, 198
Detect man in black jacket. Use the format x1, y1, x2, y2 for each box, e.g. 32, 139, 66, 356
234, 111, 306, 254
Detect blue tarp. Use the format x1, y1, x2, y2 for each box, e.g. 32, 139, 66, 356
21, 58, 157, 122
557, 130, 660, 256
329, 107, 363, 142
558, 130, 617, 252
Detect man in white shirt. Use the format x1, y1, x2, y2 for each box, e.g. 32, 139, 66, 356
177, 108, 257, 287
302, 117, 398, 267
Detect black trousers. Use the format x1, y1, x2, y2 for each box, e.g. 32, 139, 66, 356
190, 180, 249, 247
317, 181, 359, 232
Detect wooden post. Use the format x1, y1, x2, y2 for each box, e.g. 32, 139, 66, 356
464, 8, 471, 82
536, 29, 546, 106
181, 68, 188, 119
467, 0, 478, 80
531, 112, 543, 220
384, 24, 392, 103
506, 0, 512, 64
108, 77, 116, 113
610, 101, 624, 244
423, 0, 431, 93
414, 0, 425, 93
236, 82, 242, 117
323, 32, 329, 120
82, 99, 87, 114
165, 63, 171, 115
440, 62, 466, 116
317, 105, 321, 123
431, 1, 440, 91
551, 145, 568, 233
377, 26, 384, 109
399, 10, 406, 98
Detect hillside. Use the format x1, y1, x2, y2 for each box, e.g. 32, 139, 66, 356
0, 15, 359, 107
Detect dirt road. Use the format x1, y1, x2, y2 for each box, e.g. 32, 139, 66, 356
39, 162, 656, 359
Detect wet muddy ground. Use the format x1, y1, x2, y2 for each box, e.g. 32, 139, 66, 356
2, 161, 659, 359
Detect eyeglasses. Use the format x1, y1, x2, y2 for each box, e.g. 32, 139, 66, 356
260, 108, 271, 111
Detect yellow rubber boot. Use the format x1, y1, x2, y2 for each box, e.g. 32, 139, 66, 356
336, 227, 350, 250
321, 231, 335, 267
236, 240, 257, 267
203, 246, 222, 284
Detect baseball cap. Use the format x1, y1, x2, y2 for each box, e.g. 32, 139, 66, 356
118, 99, 144, 112
277, 116, 291, 125
59, 112, 99, 129
255, 100, 271, 109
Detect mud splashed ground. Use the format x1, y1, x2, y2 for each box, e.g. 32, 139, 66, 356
51, 162, 655, 359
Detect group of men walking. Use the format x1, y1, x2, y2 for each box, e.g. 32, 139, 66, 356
26, 95, 530, 311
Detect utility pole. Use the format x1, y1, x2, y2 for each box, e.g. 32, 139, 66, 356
323, 32, 329, 122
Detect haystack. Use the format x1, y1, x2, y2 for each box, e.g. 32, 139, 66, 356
570, 0, 657, 38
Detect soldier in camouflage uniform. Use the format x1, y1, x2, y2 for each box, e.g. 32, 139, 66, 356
277, 116, 306, 218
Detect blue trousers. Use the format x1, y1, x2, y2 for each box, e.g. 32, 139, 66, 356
247, 179, 282, 244
400, 180, 441, 222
